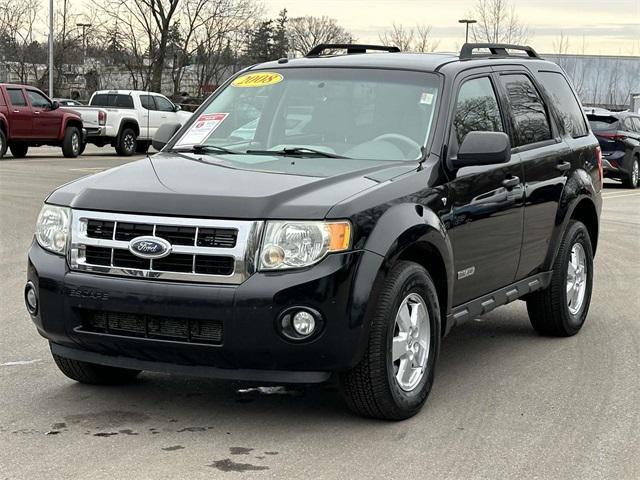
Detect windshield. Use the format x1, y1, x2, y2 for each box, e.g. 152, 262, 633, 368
587, 114, 619, 131
173, 68, 440, 162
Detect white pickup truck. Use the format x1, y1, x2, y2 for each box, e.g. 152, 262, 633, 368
77, 90, 193, 155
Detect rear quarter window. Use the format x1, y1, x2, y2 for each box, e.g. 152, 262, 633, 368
537, 71, 588, 138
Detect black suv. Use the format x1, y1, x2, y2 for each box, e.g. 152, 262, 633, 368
586, 110, 640, 188
26, 44, 602, 420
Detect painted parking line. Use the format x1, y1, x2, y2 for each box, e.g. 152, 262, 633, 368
69, 167, 107, 173
602, 192, 640, 200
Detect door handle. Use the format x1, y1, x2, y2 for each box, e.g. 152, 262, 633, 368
502, 176, 520, 189
34, 111, 40, 115
557, 161, 571, 172
13, 110, 19, 113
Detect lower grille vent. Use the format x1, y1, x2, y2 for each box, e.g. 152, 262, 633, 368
80, 310, 223, 345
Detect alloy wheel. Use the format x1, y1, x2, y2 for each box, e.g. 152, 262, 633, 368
567, 242, 587, 315
391, 293, 431, 392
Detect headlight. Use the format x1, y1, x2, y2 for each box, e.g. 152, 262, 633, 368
259, 220, 351, 270
35, 204, 71, 255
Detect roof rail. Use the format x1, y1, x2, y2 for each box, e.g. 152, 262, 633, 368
306, 44, 400, 57
460, 43, 540, 60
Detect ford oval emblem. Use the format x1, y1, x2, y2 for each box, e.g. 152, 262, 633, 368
128, 236, 172, 259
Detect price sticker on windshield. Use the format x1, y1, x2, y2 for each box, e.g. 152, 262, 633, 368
175, 113, 229, 146
232, 72, 284, 88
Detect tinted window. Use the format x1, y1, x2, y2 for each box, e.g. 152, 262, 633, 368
499, 74, 552, 146
453, 77, 504, 145
587, 115, 619, 131
27, 90, 51, 109
140, 95, 155, 110
90, 94, 133, 108
154, 96, 174, 112
537, 71, 588, 138
115, 95, 133, 108
7, 89, 27, 107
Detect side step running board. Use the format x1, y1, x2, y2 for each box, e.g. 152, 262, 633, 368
447, 271, 553, 326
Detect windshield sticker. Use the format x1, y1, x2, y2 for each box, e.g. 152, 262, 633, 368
232, 72, 284, 88
420, 92, 434, 105
176, 113, 229, 146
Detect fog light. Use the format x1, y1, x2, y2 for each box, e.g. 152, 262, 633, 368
25, 282, 38, 315
292, 311, 316, 336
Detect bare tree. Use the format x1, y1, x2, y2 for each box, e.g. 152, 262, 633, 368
0, 0, 45, 84
471, 0, 529, 45
379, 23, 440, 52
287, 16, 353, 57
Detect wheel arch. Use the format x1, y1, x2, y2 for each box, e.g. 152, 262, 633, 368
569, 197, 599, 255
117, 119, 140, 139
362, 203, 455, 336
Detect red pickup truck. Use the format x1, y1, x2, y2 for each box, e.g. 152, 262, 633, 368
0, 84, 83, 159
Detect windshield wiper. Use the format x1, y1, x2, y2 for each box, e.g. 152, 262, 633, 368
246, 147, 348, 159
170, 144, 239, 155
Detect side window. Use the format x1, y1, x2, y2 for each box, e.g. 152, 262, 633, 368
499, 74, 552, 146
115, 95, 134, 108
7, 88, 27, 107
632, 117, 640, 133
623, 117, 635, 132
140, 95, 155, 110
27, 90, 51, 109
452, 77, 504, 146
154, 96, 174, 112
537, 71, 588, 138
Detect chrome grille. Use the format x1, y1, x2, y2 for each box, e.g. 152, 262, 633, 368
69, 210, 263, 284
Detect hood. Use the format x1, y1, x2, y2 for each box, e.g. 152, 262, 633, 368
47, 152, 417, 219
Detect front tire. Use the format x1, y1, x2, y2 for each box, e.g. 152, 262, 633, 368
61, 126, 81, 158
9, 142, 28, 158
623, 157, 639, 189
115, 128, 137, 156
0, 129, 7, 158
526, 220, 594, 336
340, 261, 441, 420
52, 351, 141, 385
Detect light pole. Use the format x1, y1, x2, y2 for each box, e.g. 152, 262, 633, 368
76, 22, 92, 69
458, 19, 477, 44
48, 0, 53, 97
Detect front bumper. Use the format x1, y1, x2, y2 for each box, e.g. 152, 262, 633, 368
27, 242, 384, 382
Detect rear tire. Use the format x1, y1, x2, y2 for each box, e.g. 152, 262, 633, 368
61, 126, 81, 158
340, 261, 441, 420
623, 157, 639, 189
9, 142, 28, 158
52, 352, 141, 385
0, 129, 6, 158
115, 128, 137, 156
526, 220, 594, 336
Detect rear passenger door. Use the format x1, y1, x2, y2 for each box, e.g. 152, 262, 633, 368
6, 87, 33, 138
446, 72, 525, 306
494, 69, 576, 279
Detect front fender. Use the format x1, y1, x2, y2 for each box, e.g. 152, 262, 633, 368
362, 203, 455, 323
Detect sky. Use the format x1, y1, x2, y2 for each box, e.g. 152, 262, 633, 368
264, 0, 640, 56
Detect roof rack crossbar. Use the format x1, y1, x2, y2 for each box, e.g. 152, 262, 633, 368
460, 43, 540, 60
306, 44, 400, 57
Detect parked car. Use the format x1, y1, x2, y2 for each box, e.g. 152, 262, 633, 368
74, 90, 193, 156
26, 43, 602, 420
586, 111, 640, 188
0, 84, 83, 159
54, 98, 84, 107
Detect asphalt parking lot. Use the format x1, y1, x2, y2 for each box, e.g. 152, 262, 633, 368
1, 146, 639, 479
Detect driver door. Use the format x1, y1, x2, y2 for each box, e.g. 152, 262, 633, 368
444, 73, 525, 306
27, 90, 62, 140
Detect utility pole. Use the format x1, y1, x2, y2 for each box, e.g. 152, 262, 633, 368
76, 22, 92, 69
48, 0, 54, 96
458, 19, 477, 44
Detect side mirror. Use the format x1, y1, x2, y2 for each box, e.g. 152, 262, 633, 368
152, 123, 182, 151
50, 101, 60, 110
174, 104, 182, 112
452, 131, 511, 168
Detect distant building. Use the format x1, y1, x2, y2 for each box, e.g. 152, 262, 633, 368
544, 53, 640, 110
